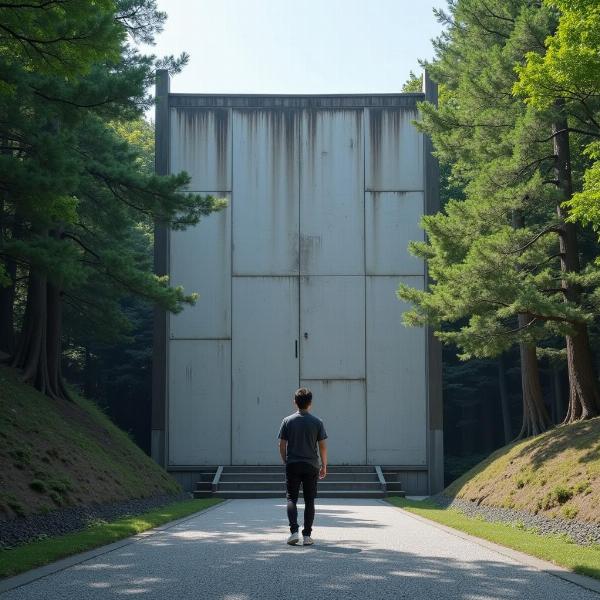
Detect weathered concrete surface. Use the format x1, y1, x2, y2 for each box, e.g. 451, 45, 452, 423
2, 499, 597, 599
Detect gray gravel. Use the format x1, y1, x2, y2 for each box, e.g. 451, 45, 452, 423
433, 494, 600, 546
1, 498, 597, 599
0, 493, 190, 549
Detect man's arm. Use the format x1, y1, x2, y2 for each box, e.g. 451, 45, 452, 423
279, 439, 287, 464
318, 440, 327, 479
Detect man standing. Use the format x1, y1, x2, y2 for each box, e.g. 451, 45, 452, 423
277, 387, 328, 546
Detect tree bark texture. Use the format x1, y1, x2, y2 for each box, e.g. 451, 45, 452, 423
552, 113, 600, 421
512, 211, 551, 438
11, 269, 51, 392
11, 227, 70, 401
517, 315, 552, 439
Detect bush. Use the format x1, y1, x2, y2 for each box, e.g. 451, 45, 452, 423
562, 505, 579, 520
537, 485, 574, 510
29, 480, 47, 493
574, 480, 591, 495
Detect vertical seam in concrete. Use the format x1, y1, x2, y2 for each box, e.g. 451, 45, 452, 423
230, 109, 234, 466
298, 110, 302, 386
363, 107, 368, 465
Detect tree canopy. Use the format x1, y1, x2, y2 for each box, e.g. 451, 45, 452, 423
399, 0, 600, 429
0, 0, 223, 400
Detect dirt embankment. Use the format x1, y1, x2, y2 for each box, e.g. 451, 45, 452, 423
445, 417, 600, 524
0, 365, 180, 520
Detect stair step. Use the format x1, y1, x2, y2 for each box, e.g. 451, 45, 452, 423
221, 466, 375, 473
386, 482, 405, 491
192, 466, 391, 498
193, 490, 214, 498
216, 481, 382, 491
218, 473, 379, 482
196, 490, 386, 499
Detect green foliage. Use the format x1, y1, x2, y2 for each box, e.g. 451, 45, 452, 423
399, 0, 600, 364
537, 485, 573, 510
29, 480, 46, 493
574, 480, 591, 494
515, 1, 600, 236
564, 142, 600, 232
402, 71, 423, 93
0, 0, 224, 403
514, 1, 600, 110
0, 0, 122, 76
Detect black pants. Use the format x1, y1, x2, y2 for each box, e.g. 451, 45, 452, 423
286, 461, 319, 536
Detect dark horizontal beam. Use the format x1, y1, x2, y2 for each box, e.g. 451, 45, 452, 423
169, 93, 423, 110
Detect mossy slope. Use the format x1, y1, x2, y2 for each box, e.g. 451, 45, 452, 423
445, 417, 600, 523
0, 365, 180, 520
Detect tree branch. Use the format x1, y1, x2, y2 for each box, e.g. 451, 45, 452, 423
503, 224, 561, 254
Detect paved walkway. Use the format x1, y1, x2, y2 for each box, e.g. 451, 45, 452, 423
2, 499, 598, 599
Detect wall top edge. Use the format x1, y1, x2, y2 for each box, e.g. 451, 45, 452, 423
168, 93, 423, 109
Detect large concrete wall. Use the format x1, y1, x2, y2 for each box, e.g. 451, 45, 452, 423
153, 74, 442, 493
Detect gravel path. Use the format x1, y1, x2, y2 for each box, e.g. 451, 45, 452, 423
2, 498, 597, 599
433, 495, 600, 546
0, 493, 190, 549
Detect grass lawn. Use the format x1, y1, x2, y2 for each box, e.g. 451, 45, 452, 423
386, 497, 600, 581
0, 497, 222, 579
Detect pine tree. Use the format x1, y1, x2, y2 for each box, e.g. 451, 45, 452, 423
0, 1, 223, 400
399, 0, 600, 435
514, 0, 600, 421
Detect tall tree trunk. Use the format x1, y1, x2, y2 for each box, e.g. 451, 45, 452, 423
552, 112, 600, 421
11, 227, 69, 401
11, 268, 51, 393
497, 353, 512, 444
512, 211, 551, 438
0, 197, 16, 357
517, 314, 552, 438
46, 277, 69, 400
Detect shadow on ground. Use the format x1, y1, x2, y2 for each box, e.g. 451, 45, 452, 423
3, 501, 595, 600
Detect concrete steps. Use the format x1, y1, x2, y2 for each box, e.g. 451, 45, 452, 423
219, 473, 379, 482
192, 465, 406, 499
209, 490, 386, 499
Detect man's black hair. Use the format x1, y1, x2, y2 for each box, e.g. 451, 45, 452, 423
294, 387, 312, 410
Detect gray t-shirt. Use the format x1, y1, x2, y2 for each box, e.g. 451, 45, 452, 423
277, 411, 327, 469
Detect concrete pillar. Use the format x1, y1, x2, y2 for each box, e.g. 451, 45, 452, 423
151, 69, 170, 466
423, 70, 444, 494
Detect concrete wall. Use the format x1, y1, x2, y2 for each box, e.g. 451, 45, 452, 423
153, 78, 442, 492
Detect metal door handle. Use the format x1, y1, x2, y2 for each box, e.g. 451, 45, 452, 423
295, 340, 298, 358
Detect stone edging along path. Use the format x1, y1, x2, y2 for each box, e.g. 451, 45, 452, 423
0, 492, 190, 549
432, 494, 600, 546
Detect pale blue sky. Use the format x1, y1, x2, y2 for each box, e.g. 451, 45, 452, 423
148, 0, 445, 95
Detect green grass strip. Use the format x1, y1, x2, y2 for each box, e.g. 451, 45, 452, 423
0, 498, 223, 579
386, 497, 600, 581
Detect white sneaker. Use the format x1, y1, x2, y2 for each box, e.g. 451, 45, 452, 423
287, 532, 299, 545
303, 536, 314, 546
